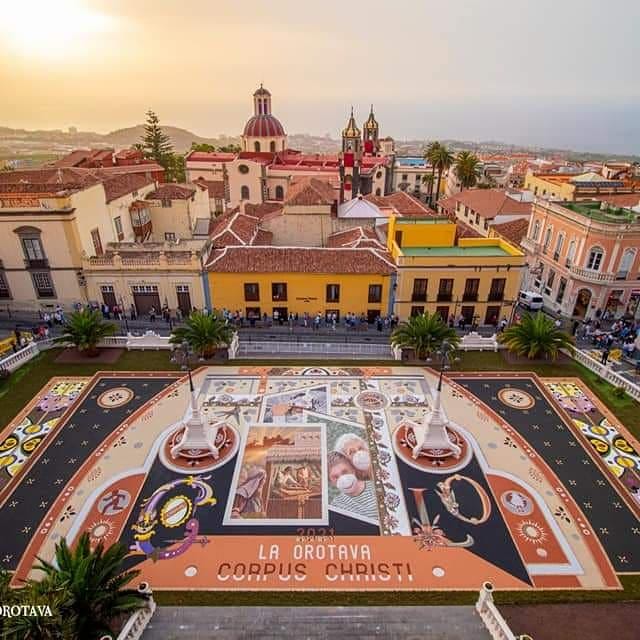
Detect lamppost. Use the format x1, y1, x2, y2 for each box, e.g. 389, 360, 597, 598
411, 340, 462, 459
169, 340, 220, 460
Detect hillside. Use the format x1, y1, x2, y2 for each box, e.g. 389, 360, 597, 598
104, 125, 238, 152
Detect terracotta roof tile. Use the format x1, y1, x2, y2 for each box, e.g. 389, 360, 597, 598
194, 179, 225, 199
285, 177, 336, 206
208, 211, 261, 248
146, 183, 196, 200
244, 202, 283, 218
593, 193, 640, 208
207, 246, 395, 274
364, 191, 436, 216
102, 172, 155, 203
438, 189, 531, 220
326, 226, 385, 249
491, 219, 530, 245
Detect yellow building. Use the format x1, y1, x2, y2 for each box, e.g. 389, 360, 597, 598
387, 215, 525, 325
206, 246, 394, 322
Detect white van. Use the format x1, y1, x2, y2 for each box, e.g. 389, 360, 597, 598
519, 290, 544, 310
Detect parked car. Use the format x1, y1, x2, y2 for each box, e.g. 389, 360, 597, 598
518, 290, 544, 311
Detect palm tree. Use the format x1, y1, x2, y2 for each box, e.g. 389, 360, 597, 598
424, 141, 441, 205
421, 173, 435, 203
499, 312, 574, 361
454, 151, 481, 190
169, 310, 234, 358
28, 533, 147, 640
431, 145, 454, 205
57, 310, 116, 357
391, 311, 459, 360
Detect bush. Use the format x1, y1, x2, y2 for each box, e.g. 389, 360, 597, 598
612, 386, 626, 399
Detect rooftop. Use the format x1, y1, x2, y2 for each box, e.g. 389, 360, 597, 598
400, 245, 512, 257
562, 201, 638, 223
438, 189, 532, 220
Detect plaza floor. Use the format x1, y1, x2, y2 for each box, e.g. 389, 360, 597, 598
1, 365, 638, 593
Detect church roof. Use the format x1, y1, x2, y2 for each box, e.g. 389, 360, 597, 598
342, 107, 361, 138
253, 84, 271, 97
284, 177, 337, 206
243, 114, 285, 137
363, 105, 379, 130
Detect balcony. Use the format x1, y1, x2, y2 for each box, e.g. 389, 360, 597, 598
24, 258, 50, 269
553, 252, 560, 262
520, 237, 537, 253
488, 293, 505, 302
568, 265, 616, 284
411, 294, 427, 303
437, 293, 453, 302
462, 293, 479, 302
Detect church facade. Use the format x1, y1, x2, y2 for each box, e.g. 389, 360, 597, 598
185, 86, 396, 209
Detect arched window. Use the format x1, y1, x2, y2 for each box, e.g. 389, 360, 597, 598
554, 233, 564, 260
618, 248, 635, 279
270, 141, 276, 153
240, 185, 250, 200
586, 246, 604, 271
375, 188, 382, 196
566, 240, 576, 265
542, 227, 552, 252
275, 185, 284, 200
254, 141, 261, 152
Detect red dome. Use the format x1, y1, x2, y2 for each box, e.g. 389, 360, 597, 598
243, 114, 285, 137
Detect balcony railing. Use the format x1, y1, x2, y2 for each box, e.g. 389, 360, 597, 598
487, 293, 505, 302
24, 258, 49, 269
462, 293, 479, 302
569, 265, 616, 283
553, 251, 560, 262
437, 293, 453, 302
616, 271, 629, 280
411, 294, 427, 302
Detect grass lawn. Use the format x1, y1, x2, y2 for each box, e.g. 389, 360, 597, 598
2, 348, 639, 606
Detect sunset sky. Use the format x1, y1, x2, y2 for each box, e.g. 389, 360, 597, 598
1, 0, 638, 152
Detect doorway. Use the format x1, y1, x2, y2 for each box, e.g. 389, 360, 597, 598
572, 288, 592, 319
132, 285, 161, 316
176, 285, 192, 316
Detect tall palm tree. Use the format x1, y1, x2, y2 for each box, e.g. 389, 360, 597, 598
27, 533, 147, 640
424, 141, 441, 205
499, 312, 574, 361
57, 310, 116, 357
454, 151, 481, 190
431, 145, 454, 205
169, 310, 234, 358
391, 311, 459, 360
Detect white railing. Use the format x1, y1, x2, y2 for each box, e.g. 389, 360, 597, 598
236, 341, 394, 359
476, 582, 530, 640
98, 332, 172, 351
569, 265, 616, 283
112, 584, 156, 640
460, 332, 500, 352
567, 348, 640, 402
0, 342, 40, 372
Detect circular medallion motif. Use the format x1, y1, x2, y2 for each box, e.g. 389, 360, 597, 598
393, 422, 472, 474
89, 519, 114, 543
613, 436, 634, 454
589, 437, 610, 456
517, 520, 547, 545
500, 490, 534, 516
497, 388, 535, 410
0, 434, 18, 452
354, 391, 389, 411
97, 387, 134, 409
160, 422, 239, 474
160, 495, 193, 528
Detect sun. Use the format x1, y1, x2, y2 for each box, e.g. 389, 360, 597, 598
0, 0, 114, 60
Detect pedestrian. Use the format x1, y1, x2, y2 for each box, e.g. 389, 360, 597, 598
149, 306, 156, 322
499, 317, 508, 332
176, 307, 183, 322
130, 304, 137, 321
572, 320, 579, 336
376, 316, 383, 332
601, 348, 610, 366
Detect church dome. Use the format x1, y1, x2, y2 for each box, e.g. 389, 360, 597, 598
243, 114, 286, 137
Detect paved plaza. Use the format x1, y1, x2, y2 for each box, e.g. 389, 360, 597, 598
0, 366, 638, 593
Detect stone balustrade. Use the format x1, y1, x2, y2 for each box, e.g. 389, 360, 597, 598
476, 582, 530, 640
568, 265, 616, 283
460, 332, 500, 352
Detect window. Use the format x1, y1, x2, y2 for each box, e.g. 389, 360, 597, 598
0, 272, 11, 299
238, 164, 249, 174
566, 240, 576, 266
556, 277, 567, 303
437, 278, 453, 302
246, 307, 261, 319
254, 141, 261, 152
435, 306, 449, 322
410, 306, 424, 317
270, 141, 276, 153
617, 249, 635, 280
240, 185, 250, 200
402, 174, 408, 182
464, 206, 469, 217
544, 269, 555, 296
21, 237, 45, 264
161, 198, 172, 208
483, 220, 488, 230
244, 283, 260, 301
90, 229, 103, 256
532, 220, 540, 241
272, 282, 287, 301
488, 278, 506, 302
275, 185, 284, 200
32, 272, 55, 298
462, 278, 480, 302
394, 230, 403, 247
326, 284, 340, 303
411, 278, 428, 302
553, 234, 564, 261
375, 188, 381, 196
542, 227, 552, 253
114, 216, 124, 241
586, 246, 604, 271
368, 284, 382, 303
475, 213, 480, 225
534, 262, 544, 289
164, 232, 176, 242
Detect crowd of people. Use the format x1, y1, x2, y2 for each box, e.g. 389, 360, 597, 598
574, 317, 640, 368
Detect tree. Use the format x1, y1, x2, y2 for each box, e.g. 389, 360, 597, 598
57, 310, 116, 357
22, 533, 147, 640
499, 312, 574, 361
424, 141, 441, 205
421, 172, 435, 202
165, 153, 186, 182
217, 144, 241, 153
140, 110, 173, 163
431, 144, 454, 205
190, 142, 217, 153
169, 311, 234, 358
454, 150, 481, 190
391, 312, 459, 360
